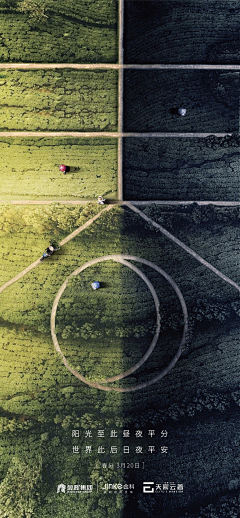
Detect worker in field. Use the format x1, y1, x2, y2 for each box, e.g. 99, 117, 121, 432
178, 108, 187, 116
59, 164, 67, 174
91, 281, 101, 290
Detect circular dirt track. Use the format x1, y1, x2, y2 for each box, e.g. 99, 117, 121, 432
51, 255, 188, 392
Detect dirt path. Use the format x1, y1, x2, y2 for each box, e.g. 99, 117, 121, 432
1, 64, 240, 70
0, 204, 239, 391
0, 132, 232, 137
0, 200, 239, 206
129, 201, 240, 206
0, 202, 239, 295
50, 255, 161, 385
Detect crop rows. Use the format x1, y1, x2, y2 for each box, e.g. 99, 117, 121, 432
124, 0, 240, 64
0, 0, 118, 63
0, 70, 118, 131
0, 205, 239, 408
57, 261, 156, 381
123, 137, 240, 200
0, 206, 239, 518
124, 70, 239, 133
0, 137, 118, 200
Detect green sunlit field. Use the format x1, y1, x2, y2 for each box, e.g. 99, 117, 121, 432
0, 70, 118, 131
0, 138, 118, 200
0, 0, 118, 63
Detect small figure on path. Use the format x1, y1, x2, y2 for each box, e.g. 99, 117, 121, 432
40, 241, 60, 261
91, 281, 101, 290
97, 196, 105, 205
178, 108, 187, 116
59, 164, 67, 174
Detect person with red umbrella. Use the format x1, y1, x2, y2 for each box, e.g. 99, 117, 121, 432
59, 164, 67, 174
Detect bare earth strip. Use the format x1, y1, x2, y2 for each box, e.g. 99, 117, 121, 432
50, 255, 162, 386
0, 132, 232, 137
0, 202, 239, 300
60, 205, 113, 246
0, 201, 240, 206
126, 203, 240, 294
129, 201, 240, 206
1, 64, 240, 70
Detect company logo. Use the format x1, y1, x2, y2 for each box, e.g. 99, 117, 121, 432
57, 483, 66, 493
143, 482, 184, 494
57, 483, 93, 494
143, 482, 155, 493
102, 483, 134, 493
57, 482, 135, 494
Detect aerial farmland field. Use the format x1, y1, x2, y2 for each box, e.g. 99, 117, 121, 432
0, 69, 118, 131
124, 0, 240, 64
0, 0, 118, 63
0, 137, 118, 200
0, 0, 240, 517
124, 69, 239, 133
123, 136, 240, 201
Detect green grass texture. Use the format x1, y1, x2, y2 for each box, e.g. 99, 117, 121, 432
0, 0, 118, 63
0, 70, 118, 131
0, 138, 118, 200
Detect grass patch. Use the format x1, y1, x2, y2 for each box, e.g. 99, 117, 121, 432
0, 0, 118, 63
0, 69, 118, 131
0, 138, 118, 200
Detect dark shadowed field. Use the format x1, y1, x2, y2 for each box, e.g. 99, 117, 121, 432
123, 70, 239, 133
124, 0, 240, 64
123, 136, 240, 200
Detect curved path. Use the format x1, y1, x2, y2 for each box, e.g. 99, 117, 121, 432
0, 205, 112, 295
51, 254, 188, 392
126, 203, 240, 294
51, 256, 161, 385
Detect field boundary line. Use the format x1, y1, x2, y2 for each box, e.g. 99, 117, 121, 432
0, 205, 113, 294
126, 202, 240, 293
60, 205, 113, 246
1, 63, 240, 70
0, 132, 233, 137
128, 201, 240, 206
0, 200, 240, 206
